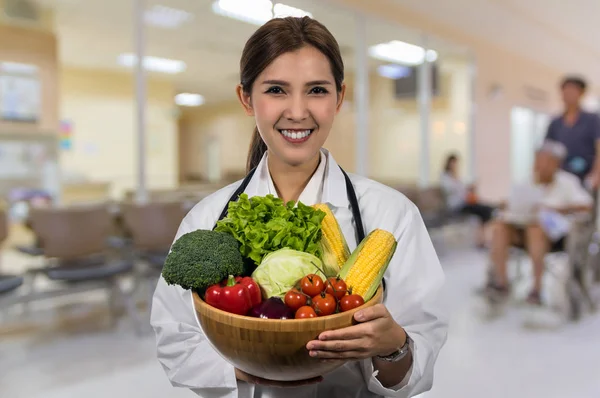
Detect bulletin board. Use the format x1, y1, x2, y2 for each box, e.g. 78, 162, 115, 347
0, 62, 41, 123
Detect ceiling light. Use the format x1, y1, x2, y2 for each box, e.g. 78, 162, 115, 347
144, 5, 193, 29
368, 40, 438, 66
273, 3, 312, 18
175, 93, 205, 107
377, 64, 412, 79
212, 0, 273, 26
117, 53, 186, 74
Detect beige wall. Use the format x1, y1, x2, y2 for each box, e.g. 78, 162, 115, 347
59, 68, 179, 199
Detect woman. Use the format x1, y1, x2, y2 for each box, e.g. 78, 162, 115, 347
151, 16, 447, 398
440, 153, 495, 248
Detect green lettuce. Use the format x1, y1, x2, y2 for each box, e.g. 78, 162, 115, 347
251, 248, 326, 299
215, 194, 326, 267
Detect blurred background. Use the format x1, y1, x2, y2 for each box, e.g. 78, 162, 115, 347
0, 0, 599, 397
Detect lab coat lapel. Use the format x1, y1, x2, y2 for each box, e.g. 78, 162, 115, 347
321, 149, 350, 209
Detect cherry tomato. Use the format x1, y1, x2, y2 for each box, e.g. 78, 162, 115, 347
339, 294, 365, 312
325, 277, 348, 301
284, 289, 308, 311
295, 306, 317, 319
300, 274, 324, 297
311, 292, 337, 316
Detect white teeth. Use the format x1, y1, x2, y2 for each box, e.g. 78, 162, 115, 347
280, 129, 312, 139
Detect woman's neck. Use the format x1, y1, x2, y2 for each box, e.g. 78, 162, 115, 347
268, 152, 321, 203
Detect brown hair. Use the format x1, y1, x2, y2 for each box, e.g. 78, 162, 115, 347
240, 16, 345, 172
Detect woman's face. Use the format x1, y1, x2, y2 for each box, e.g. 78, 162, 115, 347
237, 45, 345, 168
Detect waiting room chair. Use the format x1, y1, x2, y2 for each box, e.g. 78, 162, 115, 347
18, 204, 143, 334
120, 200, 188, 307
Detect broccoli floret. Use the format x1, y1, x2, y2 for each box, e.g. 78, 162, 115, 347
162, 229, 244, 292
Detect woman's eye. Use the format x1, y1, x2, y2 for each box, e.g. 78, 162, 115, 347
310, 86, 329, 95
266, 86, 284, 94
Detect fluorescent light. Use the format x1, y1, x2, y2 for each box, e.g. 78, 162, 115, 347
368, 40, 438, 66
377, 64, 412, 79
144, 5, 193, 29
175, 93, 205, 107
212, 0, 273, 26
273, 3, 312, 18
117, 53, 186, 74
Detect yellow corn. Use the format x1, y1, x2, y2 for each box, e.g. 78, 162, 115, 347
339, 229, 397, 301
314, 203, 350, 276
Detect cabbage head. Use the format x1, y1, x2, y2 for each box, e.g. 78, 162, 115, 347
251, 248, 326, 299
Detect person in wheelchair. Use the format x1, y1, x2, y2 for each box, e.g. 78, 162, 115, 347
485, 140, 594, 306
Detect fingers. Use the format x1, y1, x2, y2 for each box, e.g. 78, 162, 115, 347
353, 304, 389, 323
307, 338, 369, 357
317, 323, 370, 341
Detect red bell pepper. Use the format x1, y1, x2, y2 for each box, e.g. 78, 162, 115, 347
205, 275, 253, 315
234, 276, 262, 307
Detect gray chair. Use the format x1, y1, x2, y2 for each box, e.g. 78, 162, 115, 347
120, 200, 187, 308
21, 204, 143, 334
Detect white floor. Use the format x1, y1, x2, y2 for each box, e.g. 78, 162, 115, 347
1, 248, 599, 398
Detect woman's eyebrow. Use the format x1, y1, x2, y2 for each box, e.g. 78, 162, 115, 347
261, 79, 333, 86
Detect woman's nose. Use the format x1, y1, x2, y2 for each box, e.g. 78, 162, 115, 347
284, 95, 309, 121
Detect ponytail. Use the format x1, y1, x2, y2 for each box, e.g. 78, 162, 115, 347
246, 127, 267, 173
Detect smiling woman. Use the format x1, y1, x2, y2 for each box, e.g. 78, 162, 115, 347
151, 15, 447, 398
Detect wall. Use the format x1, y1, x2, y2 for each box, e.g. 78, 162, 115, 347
59, 68, 178, 199
0, 23, 58, 135
330, 0, 565, 200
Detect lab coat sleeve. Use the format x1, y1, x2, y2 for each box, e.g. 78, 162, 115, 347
150, 207, 239, 398
361, 201, 448, 397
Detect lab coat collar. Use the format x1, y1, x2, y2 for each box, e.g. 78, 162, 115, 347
244, 148, 349, 209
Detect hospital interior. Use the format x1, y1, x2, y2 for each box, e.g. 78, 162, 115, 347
1, 0, 599, 397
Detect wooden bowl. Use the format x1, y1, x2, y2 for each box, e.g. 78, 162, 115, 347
193, 285, 383, 381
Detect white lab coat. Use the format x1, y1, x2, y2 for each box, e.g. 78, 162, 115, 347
151, 149, 448, 398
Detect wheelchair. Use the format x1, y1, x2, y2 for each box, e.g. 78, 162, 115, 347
480, 202, 599, 323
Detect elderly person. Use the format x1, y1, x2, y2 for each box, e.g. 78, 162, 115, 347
485, 140, 594, 306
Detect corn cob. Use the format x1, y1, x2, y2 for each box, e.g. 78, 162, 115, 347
313, 203, 351, 277
338, 229, 397, 301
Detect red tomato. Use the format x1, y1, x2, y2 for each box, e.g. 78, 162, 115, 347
300, 274, 324, 297
284, 289, 307, 311
312, 292, 337, 316
340, 294, 365, 312
325, 277, 347, 301
295, 306, 317, 319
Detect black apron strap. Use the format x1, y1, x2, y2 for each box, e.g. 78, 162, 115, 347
213, 167, 257, 228
338, 166, 365, 242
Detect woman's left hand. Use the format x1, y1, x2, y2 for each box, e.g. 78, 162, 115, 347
305, 304, 406, 361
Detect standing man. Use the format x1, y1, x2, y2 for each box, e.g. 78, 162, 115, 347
545, 76, 600, 189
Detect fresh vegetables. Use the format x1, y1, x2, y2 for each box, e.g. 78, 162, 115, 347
162, 230, 245, 292
215, 194, 327, 267
170, 194, 398, 320
248, 297, 295, 319
339, 293, 365, 312
205, 275, 254, 316
311, 292, 337, 316
313, 203, 351, 276
338, 229, 397, 301
234, 276, 262, 307
300, 274, 325, 297
295, 306, 317, 319
284, 289, 308, 311
250, 248, 326, 299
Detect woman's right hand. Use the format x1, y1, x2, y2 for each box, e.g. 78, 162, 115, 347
235, 368, 323, 388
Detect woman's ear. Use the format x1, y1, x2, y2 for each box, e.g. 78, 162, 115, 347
236, 85, 254, 116
335, 83, 347, 114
